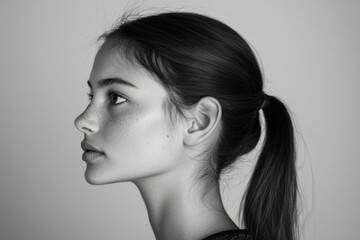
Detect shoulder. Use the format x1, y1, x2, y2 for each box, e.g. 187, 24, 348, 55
201, 229, 253, 240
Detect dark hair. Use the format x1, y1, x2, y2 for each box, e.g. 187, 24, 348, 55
99, 11, 298, 240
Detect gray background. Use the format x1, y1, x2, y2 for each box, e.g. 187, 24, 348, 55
0, 0, 359, 239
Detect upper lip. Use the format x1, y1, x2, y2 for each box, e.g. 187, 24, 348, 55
81, 141, 103, 153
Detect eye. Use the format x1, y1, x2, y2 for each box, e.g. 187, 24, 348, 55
108, 92, 127, 105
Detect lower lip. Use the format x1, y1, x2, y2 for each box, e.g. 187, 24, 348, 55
82, 151, 104, 163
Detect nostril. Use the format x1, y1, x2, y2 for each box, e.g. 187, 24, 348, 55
81, 126, 92, 133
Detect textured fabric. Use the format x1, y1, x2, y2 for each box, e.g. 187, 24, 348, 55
201, 229, 253, 240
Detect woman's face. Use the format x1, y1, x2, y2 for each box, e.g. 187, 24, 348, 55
74, 43, 185, 185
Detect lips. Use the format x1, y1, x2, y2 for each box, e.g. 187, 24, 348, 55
81, 141, 104, 163
81, 141, 103, 153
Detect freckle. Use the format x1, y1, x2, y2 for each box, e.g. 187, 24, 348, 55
167, 134, 169, 138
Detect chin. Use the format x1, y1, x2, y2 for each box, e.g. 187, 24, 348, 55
83, 162, 172, 185
84, 166, 132, 185
85, 175, 102, 185
84, 167, 112, 185
85, 173, 105, 185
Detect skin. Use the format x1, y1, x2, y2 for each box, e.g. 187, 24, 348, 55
74, 42, 239, 240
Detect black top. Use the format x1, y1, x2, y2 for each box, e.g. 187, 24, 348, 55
202, 229, 252, 240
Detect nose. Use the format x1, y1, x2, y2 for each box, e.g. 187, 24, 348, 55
74, 107, 99, 134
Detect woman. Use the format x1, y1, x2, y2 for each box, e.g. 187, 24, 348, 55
75, 11, 298, 240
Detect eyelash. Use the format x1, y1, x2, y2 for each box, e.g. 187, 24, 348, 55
87, 91, 127, 105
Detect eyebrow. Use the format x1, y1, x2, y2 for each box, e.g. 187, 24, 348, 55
87, 78, 138, 89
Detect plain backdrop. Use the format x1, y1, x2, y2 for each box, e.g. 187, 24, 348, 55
0, 0, 359, 239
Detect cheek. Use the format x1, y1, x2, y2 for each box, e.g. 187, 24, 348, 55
102, 107, 179, 170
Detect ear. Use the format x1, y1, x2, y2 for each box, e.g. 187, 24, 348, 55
183, 97, 222, 146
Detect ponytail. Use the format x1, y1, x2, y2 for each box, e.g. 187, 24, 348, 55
242, 95, 298, 240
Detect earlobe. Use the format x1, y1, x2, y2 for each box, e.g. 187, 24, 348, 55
184, 97, 222, 146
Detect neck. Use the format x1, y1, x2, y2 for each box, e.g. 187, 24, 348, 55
132, 166, 238, 240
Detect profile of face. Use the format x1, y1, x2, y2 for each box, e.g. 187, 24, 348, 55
74, 43, 186, 185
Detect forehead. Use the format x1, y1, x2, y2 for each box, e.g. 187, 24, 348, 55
91, 43, 134, 81
89, 42, 162, 91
